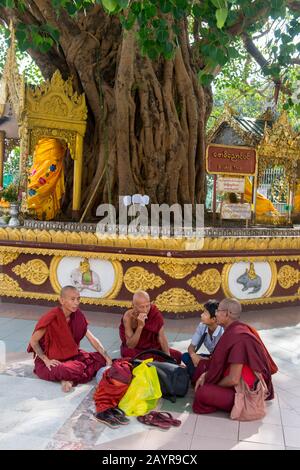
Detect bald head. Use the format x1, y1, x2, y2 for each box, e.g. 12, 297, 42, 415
133, 290, 150, 304
60, 285, 79, 298
219, 298, 242, 320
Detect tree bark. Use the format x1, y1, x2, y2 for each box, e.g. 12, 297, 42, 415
0, 4, 212, 219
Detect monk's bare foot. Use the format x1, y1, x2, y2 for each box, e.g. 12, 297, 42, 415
61, 380, 73, 393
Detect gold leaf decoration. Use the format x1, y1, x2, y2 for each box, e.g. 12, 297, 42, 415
124, 267, 165, 293
0, 252, 19, 265
277, 265, 300, 289
0, 274, 22, 292
188, 268, 221, 294
12, 259, 49, 285
155, 288, 201, 313
158, 262, 197, 279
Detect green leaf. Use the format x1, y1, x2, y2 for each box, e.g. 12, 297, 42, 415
216, 8, 228, 29
210, 0, 227, 9
198, 72, 214, 86
162, 41, 174, 59
15, 28, 27, 44
227, 46, 239, 59
102, 0, 118, 12
156, 28, 168, 43
159, 0, 172, 14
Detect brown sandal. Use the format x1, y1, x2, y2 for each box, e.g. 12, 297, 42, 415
148, 411, 181, 427
137, 413, 171, 430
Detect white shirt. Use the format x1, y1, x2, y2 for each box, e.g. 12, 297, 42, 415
191, 323, 224, 354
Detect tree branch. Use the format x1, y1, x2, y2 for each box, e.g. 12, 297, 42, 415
241, 32, 269, 71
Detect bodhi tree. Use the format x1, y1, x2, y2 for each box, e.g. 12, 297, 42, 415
0, 0, 299, 217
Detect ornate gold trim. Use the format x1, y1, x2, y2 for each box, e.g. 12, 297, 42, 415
49, 256, 123, 299
277, 265, 300, 289
2, 244, 300, 265
0, 245, 300, 265
188, 268, 222, 295
0, 287, 131, 307
158, 262, 197, 279
0, 252, 19, 265
124, 267, 165, 293
221, 261, 277, 299
2, 227, 300, 252
0, 273, 23, 293
155, 288, 202, 313
12, 259, 49, 285
0, 285, 298, 309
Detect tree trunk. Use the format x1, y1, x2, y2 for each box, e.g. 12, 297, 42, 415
1, 4, 213, 219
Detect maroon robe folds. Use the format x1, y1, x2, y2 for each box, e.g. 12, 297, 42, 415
94, 359, 133, 413
193, 321, 276, 414
119, 304, 182, 364
27, 307, 106, 385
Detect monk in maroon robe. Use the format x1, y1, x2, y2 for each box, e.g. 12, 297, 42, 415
193, 298, 277, 414
27, 286, 112, 392
119, 290, 182, 364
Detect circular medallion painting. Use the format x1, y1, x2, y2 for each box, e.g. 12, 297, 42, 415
51, 256, 122, 298
223, 261, 276, 300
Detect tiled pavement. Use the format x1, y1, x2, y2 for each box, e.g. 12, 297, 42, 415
1, 301, 300, 450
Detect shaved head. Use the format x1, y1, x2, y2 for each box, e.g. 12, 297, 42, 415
60, 285, 79, 298
133, 290, 150, 304
219, 298, 242, 320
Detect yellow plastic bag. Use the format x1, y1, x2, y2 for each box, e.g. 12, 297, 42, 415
118, 359, 162, 416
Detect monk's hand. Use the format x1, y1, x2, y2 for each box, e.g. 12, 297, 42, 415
137, 312, 147, 328
191, 353, 201, 367
44, 358, 61, 370
195, 372, 207, 391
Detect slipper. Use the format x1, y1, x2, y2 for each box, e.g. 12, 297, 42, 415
148, 411, 181, 427
94, 410, 120, 428
137, 413, 171, 430
109, 408, 130, 425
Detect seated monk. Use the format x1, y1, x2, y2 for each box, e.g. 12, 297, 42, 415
119, 290, 182, 364
27, 286, 112, 392
193, 298, 277, 415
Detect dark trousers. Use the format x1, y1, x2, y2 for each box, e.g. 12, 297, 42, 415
182, 352, 210, 379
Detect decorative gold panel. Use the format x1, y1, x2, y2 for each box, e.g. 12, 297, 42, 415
26, 70, 87, 123
188, 268, 221, 295
124, 267, 165, 293
277, 265, 300, 289
158, 262, 197, 279
155, 288, 201, 313
12, 259, 49, 285
0, 273, 22, 293
0, 252, 19, 265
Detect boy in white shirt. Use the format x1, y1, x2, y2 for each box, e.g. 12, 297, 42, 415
182, 300, 224, 379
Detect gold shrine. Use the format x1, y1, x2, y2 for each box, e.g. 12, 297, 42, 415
207, 104, 300, 225
0, 26, 87, 215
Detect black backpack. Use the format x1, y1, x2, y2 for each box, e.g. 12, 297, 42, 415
131, 349, 190, 403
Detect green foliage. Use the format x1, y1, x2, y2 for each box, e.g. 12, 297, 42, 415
3, 148, 20, 182
1, 182, 19, 203
1, 0, 299, 112
0, 26, 43, 85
